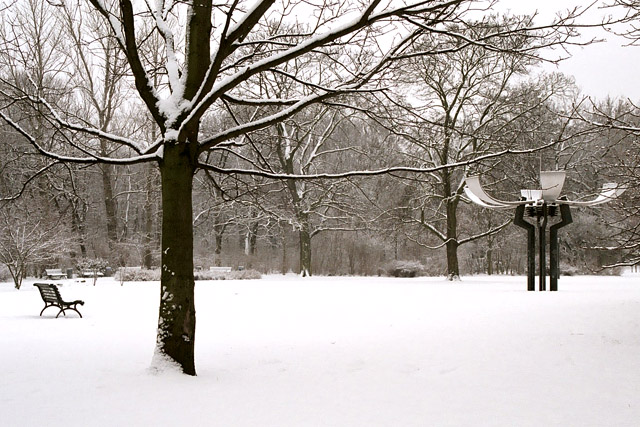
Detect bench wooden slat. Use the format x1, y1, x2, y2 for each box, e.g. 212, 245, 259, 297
34, 283, 84, 318
44, 269, 67, 279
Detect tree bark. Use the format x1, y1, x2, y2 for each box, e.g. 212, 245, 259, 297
214, 233, 223, 266
156, 143, 197, 375
70, 204, 87, 258
281, 228, 287, 275
299, 217, 312, 277
213, 213, 224, 266
101, 162, 118, 246
446, 239, 460, 280
249, 220, 259, 256
445, 195, 460, 281
142, 164, 154, 269
440, 165, 461, 281
487, 248, 493, 275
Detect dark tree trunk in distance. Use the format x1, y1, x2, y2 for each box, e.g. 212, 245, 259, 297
299, 217, 312, 277
100, 141, 118, 247
142, 165, 155, 270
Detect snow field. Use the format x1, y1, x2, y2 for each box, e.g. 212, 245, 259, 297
1, 275, 639, 426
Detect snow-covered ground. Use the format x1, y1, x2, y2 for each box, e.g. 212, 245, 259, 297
1, 274, 639, 426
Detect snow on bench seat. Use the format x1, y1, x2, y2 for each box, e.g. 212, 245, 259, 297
44, 269, 67, 280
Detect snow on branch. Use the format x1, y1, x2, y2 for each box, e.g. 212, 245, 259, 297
87, 0, 163, 127
196, 70, 395, 152
0, 109, 160, 166
198, 138, 563, 180
576, 97, 640, 134
220, 94, 298, 106
458, 219, 511, 245
186, 0, 462, 126
151, 0, 185, 124
86, 0, 127, 45
19, 88, 148, 154
198, 91, 339, 151
224, 0, 276, 45
0, 161, 61, 202
397, 4, 601, 65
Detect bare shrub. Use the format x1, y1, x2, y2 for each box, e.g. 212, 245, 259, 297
194, 269, 262, 281
384, 260, 426, 278
115, 268, 262, 282
116, 268, 161, 282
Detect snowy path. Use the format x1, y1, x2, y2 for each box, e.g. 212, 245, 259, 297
1, 275, 639, 426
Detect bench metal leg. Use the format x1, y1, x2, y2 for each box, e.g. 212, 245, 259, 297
40, 303, 58, 317
56, 305, 83, 318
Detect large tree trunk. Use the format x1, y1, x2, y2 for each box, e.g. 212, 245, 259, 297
100, 138, 118, 247
142, 165, 155, 269
155, 143, 197, 375
487, 248, 493, 275
441, 166, 461, 281
446, 238, 460, 280
70, 204, 87, 258
214, 234, 223, 266
213, 214, 224, 266
281, 228, 287, 275
445, 197, 460, 281
101, 163, 118, 244
249, 220, 259, 256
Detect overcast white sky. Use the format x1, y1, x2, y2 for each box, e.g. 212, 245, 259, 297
496, 0, 640, 100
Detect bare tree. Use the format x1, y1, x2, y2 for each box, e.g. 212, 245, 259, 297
257, 106, 366, 276
378, 16, 575, 279
57, 1, 130, 251
573, 98, 640, 267
0, 200, 71, 289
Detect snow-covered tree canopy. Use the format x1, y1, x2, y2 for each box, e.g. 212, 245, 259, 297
0, 0, 588, 179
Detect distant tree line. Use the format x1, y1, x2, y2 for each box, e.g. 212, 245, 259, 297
0, 0, 636, 284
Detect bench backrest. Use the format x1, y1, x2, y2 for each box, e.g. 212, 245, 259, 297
45, 269, 63, 275
34, 283, 62, 304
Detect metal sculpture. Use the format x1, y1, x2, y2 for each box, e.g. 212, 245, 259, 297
464, 171, 625, 291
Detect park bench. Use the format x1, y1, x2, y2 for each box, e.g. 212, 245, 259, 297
44, 268, 67, 280
34, 283, 84, 318
209, 266, 232, 273
80, 270, 104, 278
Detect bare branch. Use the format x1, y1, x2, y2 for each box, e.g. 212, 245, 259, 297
199, 139, 562, 180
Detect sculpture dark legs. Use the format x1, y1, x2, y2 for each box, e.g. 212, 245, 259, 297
514, 203, 572, 292
514, 205, 536, 291
538, 205, 548, 291
549, 204, 572, 291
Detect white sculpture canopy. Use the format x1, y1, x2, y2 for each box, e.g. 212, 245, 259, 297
464, 171, 626, 210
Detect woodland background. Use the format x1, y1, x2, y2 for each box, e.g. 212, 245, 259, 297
1, 0, 639, 286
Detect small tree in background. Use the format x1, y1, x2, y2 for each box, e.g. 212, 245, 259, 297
0, 204, 70, 289
75, 257, 109, 285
